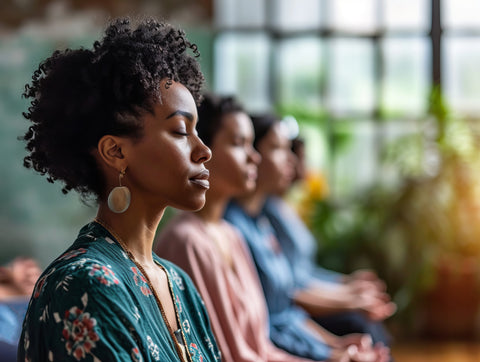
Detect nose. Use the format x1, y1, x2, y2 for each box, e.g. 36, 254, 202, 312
248, 146, 262, 165
287, 151, 297, 178
192, 135, 212, 163
290, 151, 298, 167
288, 148, 297, 163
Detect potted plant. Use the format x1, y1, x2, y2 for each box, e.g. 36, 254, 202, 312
288, 88, 480, 339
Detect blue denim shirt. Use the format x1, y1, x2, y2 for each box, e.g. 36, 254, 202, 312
224, 201, 331, 361
263, 196, 342, 288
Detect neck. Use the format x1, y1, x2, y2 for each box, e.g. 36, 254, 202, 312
95, 203, 164, 266
0, 284, 25, 300
195, 191, 228, 224
234, 189, 266, 217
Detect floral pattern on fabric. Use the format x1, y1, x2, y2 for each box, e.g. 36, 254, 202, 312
59, 248, 88, 261
147, 335, 160, 361
132, 305, 141, 321
175, 294, 183, 313
87, 264, 119, 287
204, 336, 221, 361
131, 267, 152, 296
189, 342, 204, 362
131, 347, 143, 362
57, 293, 100, 361
182, 319, 191, 334
33, 268, 56, 299
23, 330, 30, 355
170, 267, 185, 291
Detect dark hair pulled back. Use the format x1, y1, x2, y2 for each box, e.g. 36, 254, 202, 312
249, 113, 280, 149
196, 93, 244, 147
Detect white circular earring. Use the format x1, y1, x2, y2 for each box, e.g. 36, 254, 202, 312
107, 168, 131, 213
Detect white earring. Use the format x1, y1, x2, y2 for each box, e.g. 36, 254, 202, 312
107, 169, 131, 213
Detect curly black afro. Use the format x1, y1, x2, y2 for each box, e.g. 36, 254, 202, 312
21, 17, 205, 200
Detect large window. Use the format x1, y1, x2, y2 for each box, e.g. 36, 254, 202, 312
442, 0, 480, 114
212, 0, 478, 199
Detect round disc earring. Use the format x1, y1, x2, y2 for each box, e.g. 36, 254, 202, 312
107, 169, 131, 213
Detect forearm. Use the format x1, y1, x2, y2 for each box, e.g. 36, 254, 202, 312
293, 285, 357, 317
303, 318, 341, 347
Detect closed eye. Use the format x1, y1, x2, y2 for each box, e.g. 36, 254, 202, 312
174, 131, 189, 136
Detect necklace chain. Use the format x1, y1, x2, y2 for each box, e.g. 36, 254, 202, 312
93, 217, 190, 362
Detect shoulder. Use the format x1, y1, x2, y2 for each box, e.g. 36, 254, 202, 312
155, 213, 212, 258
225, 201, 243, 216
263, 196, 281, 215
32, 225, 127, 301
224, 202, 250, 228
219, 220, 244, 247
33, 251, 122, 304
156, 213, 203, 244
23, 244, 128, 342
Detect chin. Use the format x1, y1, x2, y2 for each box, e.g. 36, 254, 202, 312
174, 195, 207, 212
245, 180, 257, 192
190, 202, 206, 212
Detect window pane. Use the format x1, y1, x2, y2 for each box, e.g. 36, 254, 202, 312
382, 37, 430, 117
443, 0, 480, 30
327, 38, 375, 115
328, 0, 378, 33
270, 0, 323, 31
299, 123, 330, 172
275, 37, 323, 108
331, 120, 378, 199
214, 0, 266, 28
383, 0, 430, 31
443, 36, 480, 114
214, 33, 270, 111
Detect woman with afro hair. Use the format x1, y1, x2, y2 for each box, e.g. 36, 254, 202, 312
18, 17, 221, 362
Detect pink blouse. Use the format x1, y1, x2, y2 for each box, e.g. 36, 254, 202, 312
154, 212, 313, 362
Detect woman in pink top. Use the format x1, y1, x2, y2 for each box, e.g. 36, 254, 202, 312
155, 94, 387, 362
154, 94, 312, 362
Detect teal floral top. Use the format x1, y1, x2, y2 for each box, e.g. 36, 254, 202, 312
18, 222, 221, 362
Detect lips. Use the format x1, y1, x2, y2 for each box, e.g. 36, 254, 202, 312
247, 167, 257, 181
190, 169, 210, 189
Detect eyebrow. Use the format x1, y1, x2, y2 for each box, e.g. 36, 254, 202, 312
166, 110, 194, 122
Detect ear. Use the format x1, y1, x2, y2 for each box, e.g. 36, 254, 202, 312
97, 135, 128, 172
0, 266, 11, 283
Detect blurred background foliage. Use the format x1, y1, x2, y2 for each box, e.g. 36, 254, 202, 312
286, 87, 480, 338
